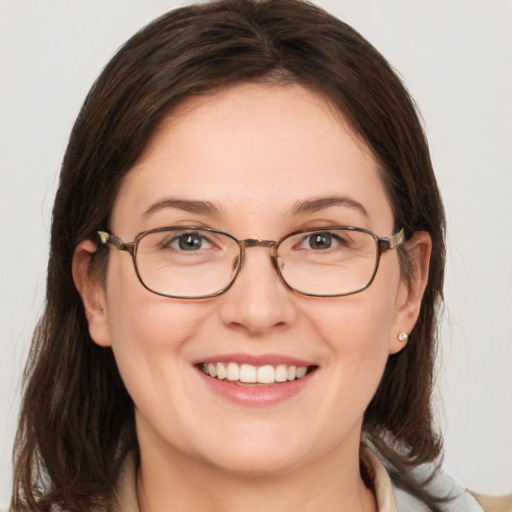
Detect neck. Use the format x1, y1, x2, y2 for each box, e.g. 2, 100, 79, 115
136, 436, 377, 512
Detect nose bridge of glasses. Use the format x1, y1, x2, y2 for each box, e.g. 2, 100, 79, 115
238, 239, 280, 273
241, 238, 277, 249
240, 238, 279, 260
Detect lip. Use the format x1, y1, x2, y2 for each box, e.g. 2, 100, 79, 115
195, 353, 315, 367
194, 353, 318, 406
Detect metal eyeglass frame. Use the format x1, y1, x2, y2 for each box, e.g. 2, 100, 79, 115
97, 226, 405, 299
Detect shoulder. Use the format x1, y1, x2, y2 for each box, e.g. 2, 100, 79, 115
362, 447, 511, 512
470, 492, 512, 512
393, 465, 512, 512
390, 464, 486, 511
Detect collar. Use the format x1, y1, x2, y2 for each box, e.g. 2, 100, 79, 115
114, 449, 399, 512
360, 447, 399, 512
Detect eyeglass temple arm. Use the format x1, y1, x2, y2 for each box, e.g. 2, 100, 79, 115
379, 228, 405, 252
97, 231, 135, 253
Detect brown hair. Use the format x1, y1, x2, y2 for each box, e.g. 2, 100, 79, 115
12, 1, 446, 510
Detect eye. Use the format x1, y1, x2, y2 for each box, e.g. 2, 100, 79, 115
307, 232, 333, 250
168, 232, 213, 251
301, 231, 347, 251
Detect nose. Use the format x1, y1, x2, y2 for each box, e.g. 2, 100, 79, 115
218, 246, 298, 336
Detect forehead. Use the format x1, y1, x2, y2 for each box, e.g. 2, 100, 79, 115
112, 83, 394, 235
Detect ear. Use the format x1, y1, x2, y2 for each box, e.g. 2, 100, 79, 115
72, 240, 112, 347
389, 231, 432, 355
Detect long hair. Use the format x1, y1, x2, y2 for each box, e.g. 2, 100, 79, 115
12, 1, 446, 510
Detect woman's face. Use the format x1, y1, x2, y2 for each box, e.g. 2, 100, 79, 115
80, 83, 424, 476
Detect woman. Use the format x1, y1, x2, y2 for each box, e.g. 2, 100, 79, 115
9, 1, 506, 511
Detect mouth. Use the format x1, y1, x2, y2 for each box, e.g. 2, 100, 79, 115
198, 362, 317, 385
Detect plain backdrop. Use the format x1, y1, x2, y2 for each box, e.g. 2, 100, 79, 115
1, 0, 511, 506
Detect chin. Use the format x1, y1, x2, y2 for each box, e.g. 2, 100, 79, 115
202, 446, 305, 478
187, 422, 334, 478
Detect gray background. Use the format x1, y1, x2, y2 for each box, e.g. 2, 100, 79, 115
1, 0, 511, 505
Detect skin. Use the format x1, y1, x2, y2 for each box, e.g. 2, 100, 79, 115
74, 83, 431, 512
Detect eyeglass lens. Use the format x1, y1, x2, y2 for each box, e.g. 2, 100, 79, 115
133, 227, 380, 298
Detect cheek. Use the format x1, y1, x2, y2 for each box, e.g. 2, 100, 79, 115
102, 265, 210, 404
103, 258, 206, 350
304, 273, 401, 394
310, 291, 397, 355
108, 298, 200, 349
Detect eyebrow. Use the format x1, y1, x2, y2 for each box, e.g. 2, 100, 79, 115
289, 196, 369, 218
142, 195, 368, 219
143, 198, 223, 217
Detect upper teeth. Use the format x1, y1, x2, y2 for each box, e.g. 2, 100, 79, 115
201, 362, 308, 384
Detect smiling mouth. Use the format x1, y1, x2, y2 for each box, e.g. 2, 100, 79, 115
199, 362, 316, 385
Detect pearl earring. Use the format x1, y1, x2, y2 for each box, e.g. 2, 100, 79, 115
398, 332, 409, 343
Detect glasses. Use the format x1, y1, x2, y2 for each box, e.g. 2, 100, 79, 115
98, 226, 405, 299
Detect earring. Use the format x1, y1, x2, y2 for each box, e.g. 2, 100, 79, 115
398, 332, 409, 343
